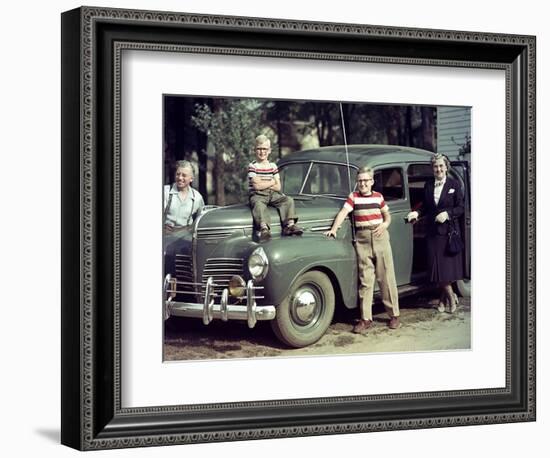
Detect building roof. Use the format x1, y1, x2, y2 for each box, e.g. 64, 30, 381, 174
278, 144, 436, 169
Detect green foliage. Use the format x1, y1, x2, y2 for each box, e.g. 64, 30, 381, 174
458, 135, 471, 157
172, 97, 438, 205
192, 99, 263, 202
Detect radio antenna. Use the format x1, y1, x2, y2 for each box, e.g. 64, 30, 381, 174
339, 103, 352, 194
339, 102, 356, 243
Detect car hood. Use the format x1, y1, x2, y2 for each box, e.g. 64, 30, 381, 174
163, 226, 193, 252
197, 195, 345, 230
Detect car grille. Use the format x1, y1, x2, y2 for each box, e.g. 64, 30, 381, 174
196, 227, 242, 240
174, 254, 196, 297
174, 254, 245, 301
202, 258, 245, 300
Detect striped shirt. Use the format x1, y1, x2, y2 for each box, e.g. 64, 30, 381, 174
343, 191, 388, 229
248, 161, 279, 192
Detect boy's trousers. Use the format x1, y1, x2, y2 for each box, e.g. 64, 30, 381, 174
249, 190, 297, 228
354, 228, 400, 321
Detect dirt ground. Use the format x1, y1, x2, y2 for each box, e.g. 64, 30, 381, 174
164, 293, 471, 361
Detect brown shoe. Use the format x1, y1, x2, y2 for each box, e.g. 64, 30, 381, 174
288, 224, 303, 236
259, 227, 271, 242
352, 319, 373, 334
389, 316, 400, 329
282, 224, 303, 236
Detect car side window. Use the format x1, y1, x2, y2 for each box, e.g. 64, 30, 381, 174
407, 164, 432, 209
373, 167, 404, 201
302, 163, 356, 196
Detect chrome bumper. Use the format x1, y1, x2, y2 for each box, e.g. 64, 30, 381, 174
164, 275, 276, 328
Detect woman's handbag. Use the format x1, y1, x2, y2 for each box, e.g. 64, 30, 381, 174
447, 218, 464, 255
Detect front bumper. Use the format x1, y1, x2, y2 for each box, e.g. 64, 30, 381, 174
164, 275, 276, 328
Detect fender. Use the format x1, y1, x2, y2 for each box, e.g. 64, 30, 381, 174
258, 232, 358, 308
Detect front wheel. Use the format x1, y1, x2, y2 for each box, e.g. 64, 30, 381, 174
271, 270, 335, 348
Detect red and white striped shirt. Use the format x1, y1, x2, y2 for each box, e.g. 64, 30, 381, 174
343, 191, 388, 229
247, 161, 279, 192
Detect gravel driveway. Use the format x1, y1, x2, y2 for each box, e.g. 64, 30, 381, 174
164, 293, 471, 361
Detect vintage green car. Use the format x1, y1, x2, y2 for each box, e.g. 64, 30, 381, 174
163, 145, 471, 347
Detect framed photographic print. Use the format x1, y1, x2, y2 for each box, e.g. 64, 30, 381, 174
161, 94, 473, 361
61, 6, 536, 450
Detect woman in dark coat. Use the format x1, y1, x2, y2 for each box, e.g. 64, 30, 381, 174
407, 154, 464, 313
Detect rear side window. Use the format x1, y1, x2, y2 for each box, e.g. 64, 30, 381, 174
373, 168, 404, 201
407, 164, 433, 209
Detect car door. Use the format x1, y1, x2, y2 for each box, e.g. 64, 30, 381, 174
406, 161, 471, 285
406, 163, 432, 283
373, 166, 413, 287
450, 160, 471, 279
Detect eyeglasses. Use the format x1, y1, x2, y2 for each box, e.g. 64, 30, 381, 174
357, 179, 373, 184
255, 147, 270, 152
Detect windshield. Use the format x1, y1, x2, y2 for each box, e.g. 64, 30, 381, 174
280, 162, 357, 197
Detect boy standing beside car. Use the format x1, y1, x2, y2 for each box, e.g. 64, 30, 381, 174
248, 134, 303, 241
325, 166, 401, 333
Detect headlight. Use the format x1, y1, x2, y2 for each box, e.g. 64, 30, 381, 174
228, 275, 246, 297
248, 246, 269, 281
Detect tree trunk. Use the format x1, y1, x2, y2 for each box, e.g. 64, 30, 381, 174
211, 99, 226, 206
404, 106, 413, 146
214, 153, 225, 206
194, 98, 211, 201
196, 131, 208, 202
421, 107, 435, 151
342, 104, 353, 144
277, 118, 282, 159
386, 106, 400, 145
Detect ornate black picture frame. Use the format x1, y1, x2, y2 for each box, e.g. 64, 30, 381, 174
61, 6, 536, 450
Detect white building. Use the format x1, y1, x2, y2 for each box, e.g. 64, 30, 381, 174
437, 106, 471, 160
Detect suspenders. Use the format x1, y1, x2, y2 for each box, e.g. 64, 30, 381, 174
186, 191, 196, 226
164, 186, 197, 226
163, 192, 173, 222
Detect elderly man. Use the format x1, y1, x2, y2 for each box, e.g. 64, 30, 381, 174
163, 160, 205, 231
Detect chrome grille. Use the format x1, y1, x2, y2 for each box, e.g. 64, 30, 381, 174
196, 227, 243, 240
174, 254, 196, 296
201, 258, 244, 299
173, 254, 245, 301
